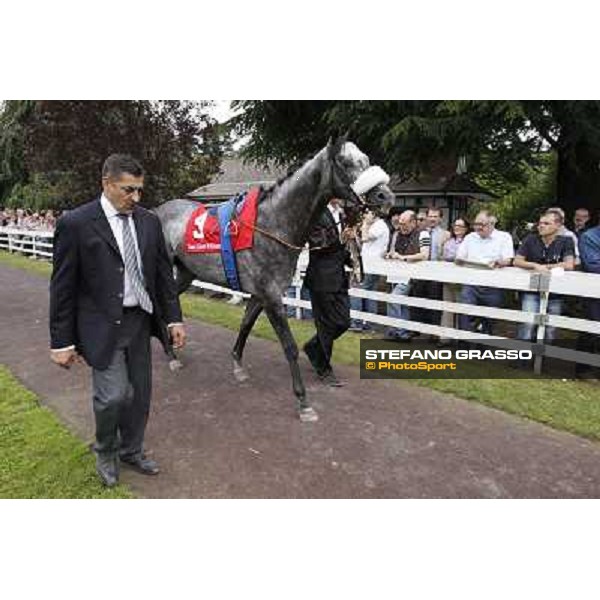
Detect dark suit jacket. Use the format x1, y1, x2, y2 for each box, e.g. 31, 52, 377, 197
303, 208, 350, 293
49, 198, 182, 370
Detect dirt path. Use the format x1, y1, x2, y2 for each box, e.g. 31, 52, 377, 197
2, 263, 600, 498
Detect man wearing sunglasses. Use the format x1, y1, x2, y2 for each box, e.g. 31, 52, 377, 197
49, 154, 186, 487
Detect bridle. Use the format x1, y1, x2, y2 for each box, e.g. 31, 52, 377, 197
328, 146, 369, 216
237, 148, 378, 251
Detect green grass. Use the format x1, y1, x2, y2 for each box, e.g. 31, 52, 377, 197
3, 249, 600, 442
181, 293, 600, 441
0, 365, 134, 498
0, 250, 52, 277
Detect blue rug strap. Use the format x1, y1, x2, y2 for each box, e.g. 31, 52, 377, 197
217, 198, 241, 291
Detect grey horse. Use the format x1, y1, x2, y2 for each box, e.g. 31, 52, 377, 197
155, 138, 394, 422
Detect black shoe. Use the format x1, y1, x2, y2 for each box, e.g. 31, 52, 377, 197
96, 454, 119, 487
319, 370, 344, 387
121, 455, 160, 475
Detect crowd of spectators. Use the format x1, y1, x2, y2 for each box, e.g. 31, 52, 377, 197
0, 207, 57, 231
345, 203, 600, 373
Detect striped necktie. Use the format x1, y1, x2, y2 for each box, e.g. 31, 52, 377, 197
117, 213, 153, 313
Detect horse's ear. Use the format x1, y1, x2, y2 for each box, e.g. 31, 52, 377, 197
327, 136, 337, 159
330, 133, 346, 157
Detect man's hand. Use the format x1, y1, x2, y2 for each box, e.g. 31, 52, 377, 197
169, 324, 187, 349
533, 264, 551, 273
50, 348, 82, 369
341, 227, 356, 243
492, 258, 512, 268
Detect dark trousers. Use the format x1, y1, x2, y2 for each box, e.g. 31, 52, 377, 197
412, 280, 442, 326
576, 298, 600, 374
92, 307, 152, 460
304, 290, 350, 375
459, 285, 504, 335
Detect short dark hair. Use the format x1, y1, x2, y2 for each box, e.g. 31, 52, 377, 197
102, 154, 144, 179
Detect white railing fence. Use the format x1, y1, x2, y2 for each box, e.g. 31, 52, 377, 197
0, 227, 54, 258
3, 227, 600, 374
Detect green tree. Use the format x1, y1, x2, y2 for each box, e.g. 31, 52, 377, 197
5, 172, 73, 212
0, 101, 223, 210
231, 100, 600, 219
521, 101, 600, 215
478, 152, 557, 231
232, 100, 539, 183
0, 100, 35, 202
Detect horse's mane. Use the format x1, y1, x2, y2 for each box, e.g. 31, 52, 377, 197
259, 153, 320, 205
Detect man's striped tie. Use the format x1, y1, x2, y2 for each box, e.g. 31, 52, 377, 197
118, 214, 153, 313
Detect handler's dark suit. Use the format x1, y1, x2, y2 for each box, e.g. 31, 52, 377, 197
302, 207, 351, 376
49, 197, 181, 462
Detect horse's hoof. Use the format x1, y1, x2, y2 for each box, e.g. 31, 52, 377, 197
169, 359, 183, 372
234, 367, 250, 383
298, 407, 319, 422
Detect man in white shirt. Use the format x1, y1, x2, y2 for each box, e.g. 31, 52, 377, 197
455, 210, 514, 335
418, 207, 451, 328
427, 208, 450, 261
349, 209, 390, 331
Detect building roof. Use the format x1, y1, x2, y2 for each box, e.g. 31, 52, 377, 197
391, 172, 496, 200
187, 157, 287, 201
390, 156, 496, 200
187, 155, 496, 202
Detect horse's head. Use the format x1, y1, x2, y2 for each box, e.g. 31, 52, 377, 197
326, 138, 395, 222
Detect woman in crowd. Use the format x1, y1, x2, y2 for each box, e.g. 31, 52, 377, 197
438, 217, 470, 346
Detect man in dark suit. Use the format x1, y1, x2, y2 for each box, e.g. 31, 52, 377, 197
302, 198, 353, 387
49, 154, 186, 487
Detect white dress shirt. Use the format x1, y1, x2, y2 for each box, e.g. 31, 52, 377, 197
103, 196, 183, 331
100, 194, 146, 308
361, 218, 390, 259
327, 203, 343, 237
456, 228, 515, 263
51, 196, 182, 352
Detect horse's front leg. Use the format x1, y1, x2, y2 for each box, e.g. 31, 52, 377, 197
232, 296, 263, 382
263, 300, 318, 422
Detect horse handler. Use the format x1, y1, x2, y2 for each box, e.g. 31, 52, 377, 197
49, 154, 186, 487
303, 198, 354, 387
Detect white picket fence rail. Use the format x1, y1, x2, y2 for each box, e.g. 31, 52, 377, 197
0, 227, 54, 258
3, 227, 600, 373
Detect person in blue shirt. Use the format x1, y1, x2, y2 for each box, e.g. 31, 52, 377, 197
576, 223, 600, 378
